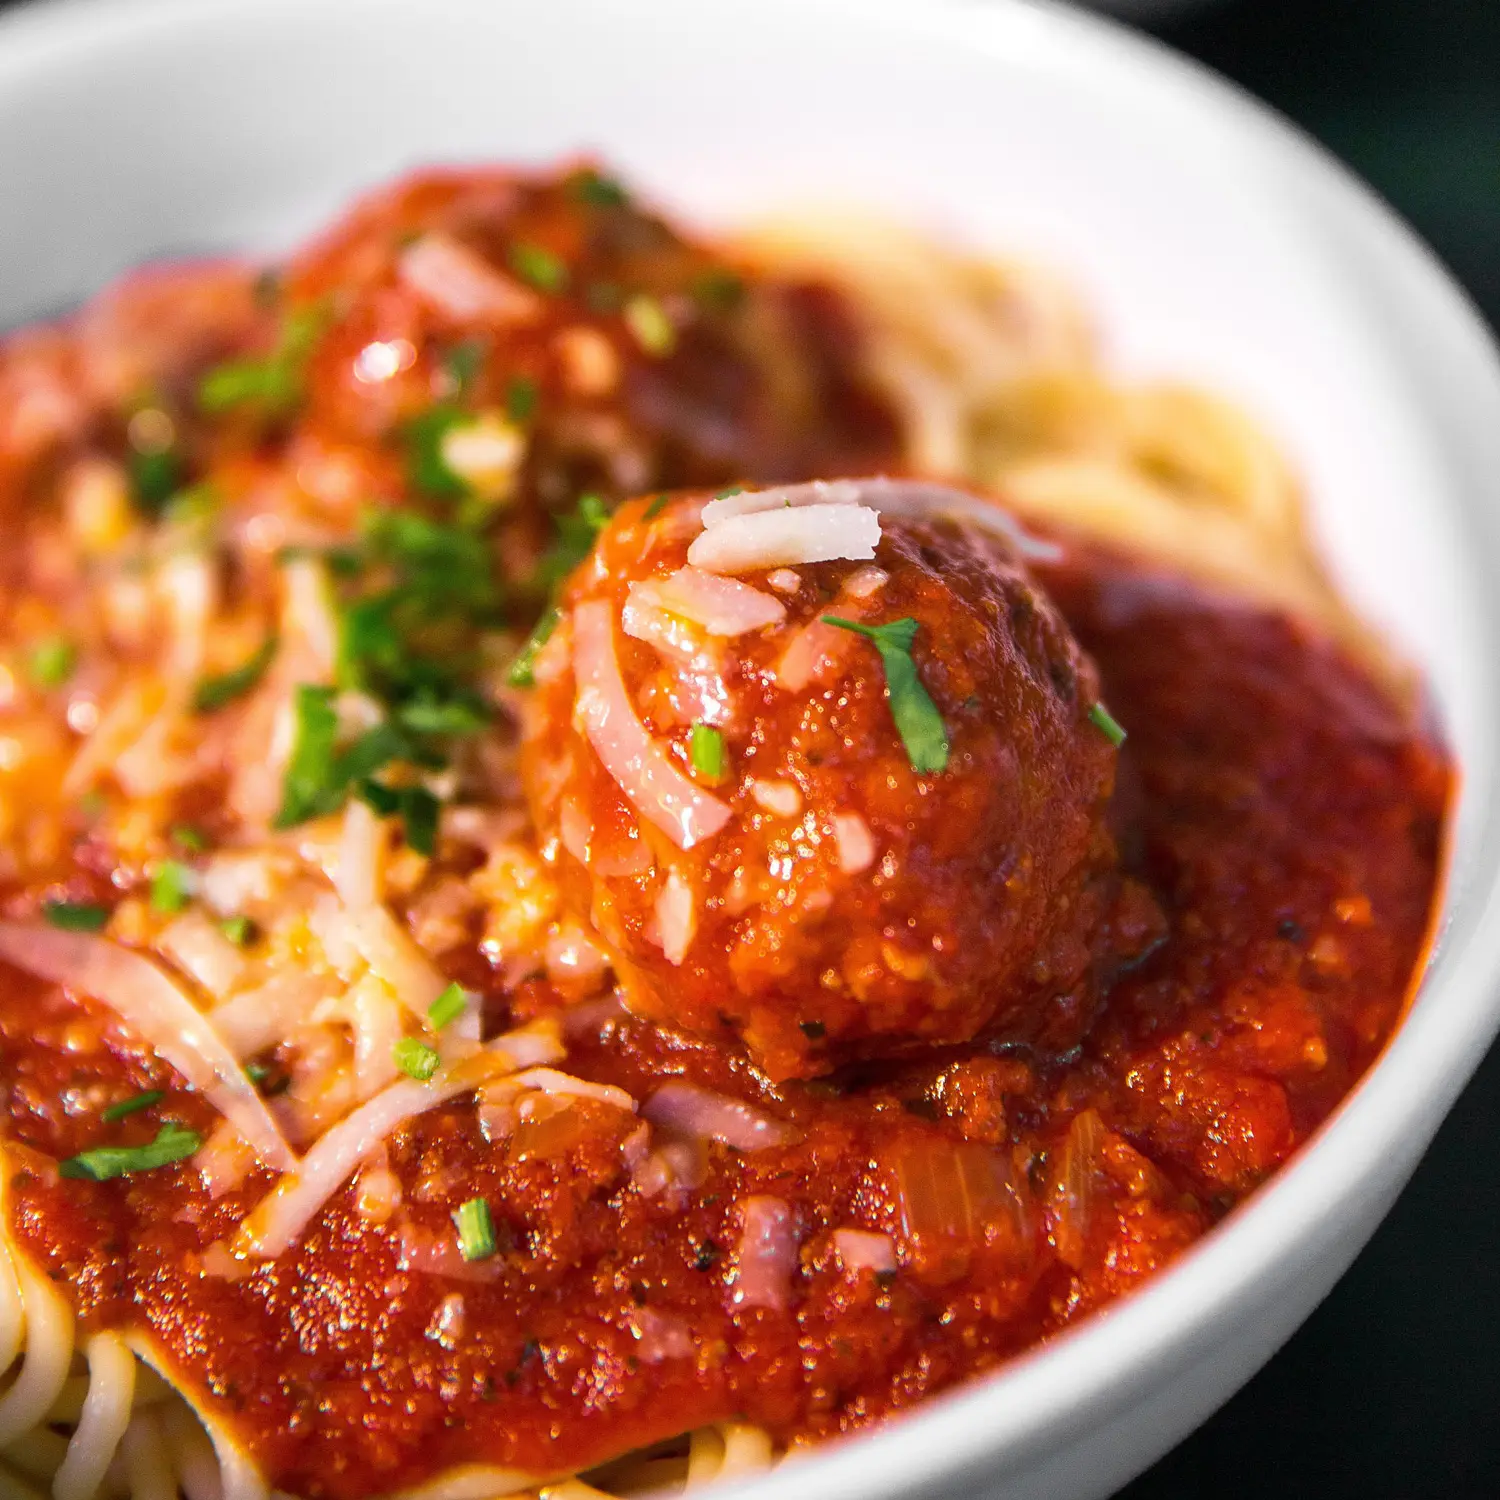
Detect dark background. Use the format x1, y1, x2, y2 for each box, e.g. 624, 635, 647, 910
0, 0, 1495, 1493
1122, 2, 1500, 1495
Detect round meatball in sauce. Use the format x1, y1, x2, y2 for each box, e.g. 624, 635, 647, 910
520, 478, 1124, 1079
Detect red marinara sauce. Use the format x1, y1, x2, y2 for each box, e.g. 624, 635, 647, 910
1, 541, 1449, 1498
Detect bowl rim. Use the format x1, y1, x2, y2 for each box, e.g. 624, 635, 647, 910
3, 1, 1500, 1497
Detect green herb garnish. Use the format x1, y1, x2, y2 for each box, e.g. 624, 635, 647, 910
569, 168, 630, 209
506, 606, 559, 689
27, 637, 76, 689
509, 242, 567, 294
220, 915, 255, 947
127, 447, 181, 515
506, 375, 538, 425
623, 294, 676, 356
193, 637, 278, 714
357, 779, 441, 858
444, 338, 488, 396
642, 494, 670, 521
821, 616, 950, 774
394, 1037, 441, 1082
453, 1196, 498, 1261
149, 861, 194, 915
42, 900, 110, 933
692, 269, 745, 314
197, 303, 330, 418
171, 824, 209, 853
101, 1090, 164, 1123
428, 982, 468, 1030
689, 722, 725, 780
1088, 702, 1127, 747
59, 1123, 200, 1181
534, 495, 610, 595
274, 685, 343, 827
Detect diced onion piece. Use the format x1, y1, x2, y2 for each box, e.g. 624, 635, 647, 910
0, 925, 294, 1172
749, 780, 802, 818
643, 567, 786, 636
653, 870, 696, 966
1049, 1107, 1105, 1270
237, 1039, 534, 1258
510, 1067, 637, 1113
832, 1228, 897, 1275
397, 1220, 501, 1284
893, 1139, 1026, 1247
644, 1082, 795, 1151
687, 504, 880, 575
572, 601, 731, 851
398, 234, 542, 326
833, 812, 876, 874
765, 569, 802, 595
631, 1308, 694, 1364
699, 479, 864, 528
732, 1196, 798, 1311
843, 565, 888, 599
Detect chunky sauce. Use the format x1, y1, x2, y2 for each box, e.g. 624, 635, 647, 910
2, 545, 1448, 1497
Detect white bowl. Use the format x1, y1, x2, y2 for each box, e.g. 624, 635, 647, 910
3, 2, 1499, 1497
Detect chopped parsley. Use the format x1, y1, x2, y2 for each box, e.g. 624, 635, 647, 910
59, 1123, 200, 1181
274, 685, 343, 827
394, 1037, 441, 1082
101, 1090, 164, 1123
404, 404, 470, 500
569, 168, 630, 209
357, 780, 441, 857
692, 268, 745, 314
192, 636, 278, 713
508, 242, 567, 295
149, 861, 194, 915
171, 824, 209, 853
821, 616, 950, 774
27, 637, 76, 689
506, 606, 559, 689
197, 303, 329, 417
505, 374, 538, 425
428, 982, 469, 1030
127, 449, 181, 515
1088, 702, 1127, 748
220, 915, 256, 947
689, 722, 725, 780
453, 1196, 499, 1262
623, 294, 676, 356
714, 485, 745, 500
444, 338, 488, 396
42, 900, 110, 933
642, 494, 670, 521
534, 494, 610, 596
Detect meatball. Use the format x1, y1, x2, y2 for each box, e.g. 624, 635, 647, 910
520, 478, 1122, 1079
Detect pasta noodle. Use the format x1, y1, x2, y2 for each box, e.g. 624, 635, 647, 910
0, 185, 1422, 1500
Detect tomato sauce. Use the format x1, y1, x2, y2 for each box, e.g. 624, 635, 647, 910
1, 542, 1449, 1498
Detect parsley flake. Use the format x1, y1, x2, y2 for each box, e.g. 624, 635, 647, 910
102, 1090, 164, 1123
453, 1196, 499, 1261
509, 242, 567, 294
27, 637, 76, 689
689, 722, 726, 780
1088, 702, 1127, 747
821, 616, 950, 774
623, 294, 676, 356
149, 861, 194, 915
59, 1123, 200, 1181
193, 637, 278, 713
394, 1037, 441, 1082
42, 900, 110, 933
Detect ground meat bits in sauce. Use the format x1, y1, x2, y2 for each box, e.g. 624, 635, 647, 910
0, 163, 1452, 1500
522, 489, 1131, 1079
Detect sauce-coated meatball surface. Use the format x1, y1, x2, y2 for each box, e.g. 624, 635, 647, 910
521, 480, 1123, 1078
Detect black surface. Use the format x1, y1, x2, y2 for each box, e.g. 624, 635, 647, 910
1123, 4, 1500, 1496
1, 0, 1498, 1494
